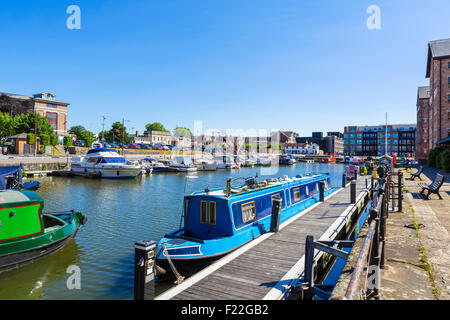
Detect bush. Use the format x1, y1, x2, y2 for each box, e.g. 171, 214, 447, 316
439, 149, 450, 172
427, 147, 444, 168
26, 133, 35, 145
51, 134, 59, 146
40, 134, 50, 146
63, 136, 73, 147
39, 145, 45, 154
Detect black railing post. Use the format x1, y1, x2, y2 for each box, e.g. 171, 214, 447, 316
319, 181, 325, 202
304, 235, 315, 301
134, 240, 156, 300
270, 196, 282, 233
398, 172, 403, 212
342, 173, 346, 188
350, 181, 356, 204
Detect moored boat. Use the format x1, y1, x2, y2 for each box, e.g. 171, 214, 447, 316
194, 159, 217, 171
167, 156, 197, 172
155, 173, 333, 274
0, 190, 86, 272
71, 148, 142, 179
0, 166, 40, 191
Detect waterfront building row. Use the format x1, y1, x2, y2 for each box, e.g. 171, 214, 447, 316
343, 124, 417, 157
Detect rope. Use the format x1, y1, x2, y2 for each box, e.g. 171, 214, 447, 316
161, 242, 185, 285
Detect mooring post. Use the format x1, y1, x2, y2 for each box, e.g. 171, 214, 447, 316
342, 173, 346, 188
350, 180, 356, 204
319, 181, 325, 202
397, 172, 403, 212
270, 196, 282, 233
304, 235, 315, 300
134, 240, 156, 300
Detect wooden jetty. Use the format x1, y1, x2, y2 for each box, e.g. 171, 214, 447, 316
155, 177, 370, 300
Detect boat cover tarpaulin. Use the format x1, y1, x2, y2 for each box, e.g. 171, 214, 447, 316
0, 166, 22, 190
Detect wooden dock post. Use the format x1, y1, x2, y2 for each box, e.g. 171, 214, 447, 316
270, 196, 282, 233
134, 240, 156, 300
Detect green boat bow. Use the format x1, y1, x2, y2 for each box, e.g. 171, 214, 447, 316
0, 190, 86, 272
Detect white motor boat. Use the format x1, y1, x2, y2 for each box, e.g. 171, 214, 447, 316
71, 148, 142, 179
194, 159, 217, 171
167, 156, 197, 172
213, 155, 237, 169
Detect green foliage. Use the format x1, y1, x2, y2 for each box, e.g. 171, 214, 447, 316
11, 112, 54, 136
26, 133, 35, 145
39, 145, 45, 154
145, 122, 168, 132
173, 127, 192, 137
63, 136, 73, 147
69, 125, 96, 147
439, 149, 450, 172
98, 121, 133, 144
0, 112, 13, 137
427, 147, 444, 168
40, 134, 50, 146
50, 134, 59, 146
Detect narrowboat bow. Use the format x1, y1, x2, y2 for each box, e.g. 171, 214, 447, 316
0, 190, 86, 272
156, 173, 334, 273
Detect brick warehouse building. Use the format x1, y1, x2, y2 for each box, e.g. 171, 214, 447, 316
0, 91, 69, 135
343, 124, 417, 157
425, 39, 450, 147
416, 86, 431, 162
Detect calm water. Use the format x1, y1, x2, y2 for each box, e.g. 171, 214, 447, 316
0, 162, 345, 300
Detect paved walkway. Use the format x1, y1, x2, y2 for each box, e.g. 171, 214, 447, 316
381, 166, 449, 300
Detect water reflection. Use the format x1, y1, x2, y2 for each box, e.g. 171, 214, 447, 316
0, 163, 345, 299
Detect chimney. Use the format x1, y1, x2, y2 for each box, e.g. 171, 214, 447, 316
136, 131, 139, 137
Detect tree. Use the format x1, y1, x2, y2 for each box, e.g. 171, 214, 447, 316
145, 122, 167, 132
0, 112, 13, 138
173, 127, 193, 137
69, 125, 96, 147
0, 94, 30, 117
11, 111, 54, 136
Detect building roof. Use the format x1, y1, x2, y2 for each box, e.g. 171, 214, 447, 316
417, 86, 430, 100
0, 91, 69, 105
7, 133, 40, 140
426, 38, 450, 78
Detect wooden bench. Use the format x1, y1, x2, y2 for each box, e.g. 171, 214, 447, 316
419, 174, 445, 200
410, 166, 423, 181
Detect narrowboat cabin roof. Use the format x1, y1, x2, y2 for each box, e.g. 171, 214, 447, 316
188, 174, 328, 200
0, 190, 43, 206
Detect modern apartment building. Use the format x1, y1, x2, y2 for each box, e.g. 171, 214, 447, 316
343, 124, 417, 157
424, 39, 450, 146
0, 91, 70, 135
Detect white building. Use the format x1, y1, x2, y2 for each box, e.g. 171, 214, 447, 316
284, 142, 320, 155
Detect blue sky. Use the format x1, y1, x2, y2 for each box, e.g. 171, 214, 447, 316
1, 0, 449, 136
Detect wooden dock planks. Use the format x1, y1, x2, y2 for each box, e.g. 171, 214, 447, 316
161, 178, 368, 300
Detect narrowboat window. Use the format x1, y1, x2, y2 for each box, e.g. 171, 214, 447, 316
242, 201, 256, 223
271, 193, 282, 205
316, 183, 319, 192
306, 186, 309, 196
293, 188, 301, 202
200, 201, 207, 224
209, 201, 216, 225
184, 199, 189, 225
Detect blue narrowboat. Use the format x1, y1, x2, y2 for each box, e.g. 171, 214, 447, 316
155, 173, 334, 273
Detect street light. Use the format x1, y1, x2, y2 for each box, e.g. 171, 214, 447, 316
122, 118, 130, 156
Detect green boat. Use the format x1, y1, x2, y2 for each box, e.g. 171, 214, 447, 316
0, 190, 86, 272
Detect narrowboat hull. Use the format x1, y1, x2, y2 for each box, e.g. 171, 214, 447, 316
0, 211, 86, 273
156, 174, 334, 275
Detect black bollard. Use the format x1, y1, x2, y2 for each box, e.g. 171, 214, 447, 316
342, 173, 347, 188
270, 196, 282, 233
134, 240, 156, 300
319, 181, 325, 202
350, 180, 356, 204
